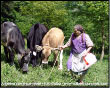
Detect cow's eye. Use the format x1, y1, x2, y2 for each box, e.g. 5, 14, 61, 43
24, 60, 28, 63
23, 58, 28, 63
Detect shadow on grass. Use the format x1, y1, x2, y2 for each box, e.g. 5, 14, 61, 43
1, 53, 6, 62
48, 61, 56, 67
1, 52, 21, 71
62, 71, 70, 77
39, 61, 58, 70
14, 60, 21, 71
61, 70, 78, 82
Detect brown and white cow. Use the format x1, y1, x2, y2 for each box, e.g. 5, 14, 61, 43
35, 27, 64, 70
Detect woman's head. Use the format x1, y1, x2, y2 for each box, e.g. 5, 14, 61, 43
74, 24, 84, 35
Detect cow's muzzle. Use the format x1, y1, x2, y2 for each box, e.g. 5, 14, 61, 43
41, 61, 48, 68
22, 63, 28, 73
42, 61, 48, 64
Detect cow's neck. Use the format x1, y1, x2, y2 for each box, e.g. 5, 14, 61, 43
42, 34, 49, 46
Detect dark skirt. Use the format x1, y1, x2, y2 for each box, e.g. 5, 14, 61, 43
73, 69, 89, 75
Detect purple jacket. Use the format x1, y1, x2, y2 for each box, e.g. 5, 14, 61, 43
71, 33, 87, 54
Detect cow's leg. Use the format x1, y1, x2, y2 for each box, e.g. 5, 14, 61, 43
4, 46, 9, 62
31, 56, 37, 67
9, 48, 14, 66
36, 52, 41, 66
34, 56, 37, 67
18, 54, 22, 68
53, 50, 59, 66
59, 49, 63, 70
39, 51, 42, 65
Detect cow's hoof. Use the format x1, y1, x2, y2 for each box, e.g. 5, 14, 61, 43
58, 67, 63, 70
58, 65, 63, 70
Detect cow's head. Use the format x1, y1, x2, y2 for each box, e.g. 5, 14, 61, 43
35, 45, 58, 65
18, 49, 31, 73
1, 23, 8, 44
1, 22, 16, 45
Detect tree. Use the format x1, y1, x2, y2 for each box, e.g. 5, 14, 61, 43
66, 1, 108, 60
15, 1, 70, 37
84, 1, 109, 60
1, 1, 16, 23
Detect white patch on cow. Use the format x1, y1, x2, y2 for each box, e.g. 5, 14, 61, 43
8, 46, 12, 51
18, 54, 22, 60
11, 22, 16, 26
42, 61, 48, 64
59, 50, 63, 70
26, 63, 28, 67
29, 51, 31, 56
33, 51, 36, 56
7, 28, 14, 43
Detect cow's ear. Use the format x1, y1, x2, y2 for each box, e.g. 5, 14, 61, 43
35, 45, 43, 52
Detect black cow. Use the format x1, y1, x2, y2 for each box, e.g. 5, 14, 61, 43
1, 21, 30, 72
27, 23, 48, 67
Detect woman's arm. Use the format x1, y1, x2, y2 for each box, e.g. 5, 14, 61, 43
60, 34, 72, 50
83, 34, 94, 56
83, 46, 92, 56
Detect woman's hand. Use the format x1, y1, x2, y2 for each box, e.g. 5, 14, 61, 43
82, 52, 88, 57
59, 46, 65, 50
82, 47, 92, 57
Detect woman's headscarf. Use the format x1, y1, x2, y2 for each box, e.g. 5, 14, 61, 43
74, 24, 84, 33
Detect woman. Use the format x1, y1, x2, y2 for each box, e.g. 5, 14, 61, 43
60, 24, 94, 83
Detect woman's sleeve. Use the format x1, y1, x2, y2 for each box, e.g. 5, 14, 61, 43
85, 34, 94, 47
64, 34, 72, 48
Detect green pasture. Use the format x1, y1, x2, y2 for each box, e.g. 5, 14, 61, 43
1, 44, 108, 86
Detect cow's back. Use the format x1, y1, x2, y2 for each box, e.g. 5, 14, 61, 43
1, 22, 25, 54
27, 23, 48, 51
42, 27, 64, 48
11, 26, 25, 53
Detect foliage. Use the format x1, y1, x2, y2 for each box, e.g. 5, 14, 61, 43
65, 1, 109, 54
14, 1, 69, 37
1, 1, 16, 23
84, 1, 109, 53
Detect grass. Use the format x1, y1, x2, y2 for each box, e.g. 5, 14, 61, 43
1, 45, 108, 87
